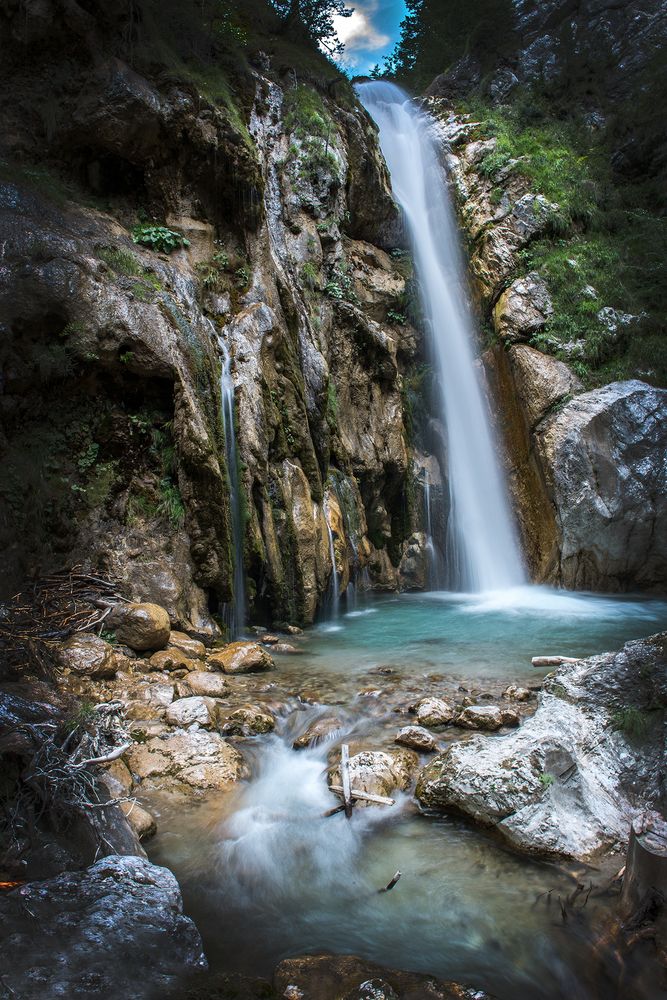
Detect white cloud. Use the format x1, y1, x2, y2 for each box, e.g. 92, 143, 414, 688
333, 1, 390, 54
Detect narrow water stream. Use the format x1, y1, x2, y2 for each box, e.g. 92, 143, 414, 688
148, 591, 667, 999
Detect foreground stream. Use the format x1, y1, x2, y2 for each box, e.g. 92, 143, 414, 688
147, 590, 667, 999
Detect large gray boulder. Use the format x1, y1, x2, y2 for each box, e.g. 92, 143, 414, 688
536, 380, 667, 590
0, 855, 206, 997
416, 634, 667, 861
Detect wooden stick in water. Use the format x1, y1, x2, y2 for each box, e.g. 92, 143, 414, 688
329, 785, 395, 806
341, 743, 353, 819
532, 655, 580, 667
379, 870, 402, 893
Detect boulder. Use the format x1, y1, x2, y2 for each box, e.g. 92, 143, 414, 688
126, 730, 246, 795
416, 634, 667, 861
148, 647, 197, 672
219, 705, 276, 736
165, 696, 219, 729
0, 855, 205, 998
536, 381, 667, 590
508, 345, 582, 429
273, 954, 493, 1000
168, 631, 206, 660
456, 706, 504, 731
395, 725, 438, 753
329, 748, 418, 806
57, 634, 127, 679
208, 641, 275, 674
293, 716, 343, 749
415, 697, 454, 728
493, 272, 553, 343
112, 603, 171, 651
175, 671, 229, 698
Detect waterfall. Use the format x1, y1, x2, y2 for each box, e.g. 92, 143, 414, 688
219, 338, 245, 637
324, 513, 340, 621
357, 81, 525, 592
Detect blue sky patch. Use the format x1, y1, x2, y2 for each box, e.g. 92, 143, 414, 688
332, 0, 407, 76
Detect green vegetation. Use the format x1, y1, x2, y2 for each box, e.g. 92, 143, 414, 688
325, 379, 338, 431
98, 246, 143, 276
157, 478, 186, 527
283, 84, 341, 188
539, 773, 555, 788
300, 261, 320, 292
612, 706, 650, 740
131, 224, 190, 254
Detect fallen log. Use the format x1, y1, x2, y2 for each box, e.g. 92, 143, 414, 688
329, 784, 395, 806
532, 655, 580, 667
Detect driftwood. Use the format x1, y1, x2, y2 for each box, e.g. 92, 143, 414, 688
340, 743, 353, 819
532, 655, 580, 667
329, 784, 395, 806
379, 870, 402, 893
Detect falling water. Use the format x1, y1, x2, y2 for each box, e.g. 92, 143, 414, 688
324, 514, 340, 621
422, 475, 441, 589
357, 81, 525, 592
219, 338, 245, 637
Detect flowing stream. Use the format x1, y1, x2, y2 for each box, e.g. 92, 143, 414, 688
356, 81, 525, 592
219, 339, 245, 638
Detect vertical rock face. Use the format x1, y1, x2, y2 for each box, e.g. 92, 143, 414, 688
0, 7, 431, 626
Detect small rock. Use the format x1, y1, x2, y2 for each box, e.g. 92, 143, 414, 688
121, 801, 157, 840
272, 643, 303, 655
148, 648, 197, 672
394, 725, 437, 753
112, 603, 171, 652
176, 672, 228, 698
208, 642, 276, 674
57, 634, 127, 679
329, 748, 418, 806
166, 696, 218, 729
220, 706, 275, 736
293, 717, 343, 749
500, 708, 521, 727
457, 706, 503, 731
168, 631, 206, 660
415, 697, 454, 728
261, 634, 280, 644
503, 684, 531, 702
124, 682, 174, 721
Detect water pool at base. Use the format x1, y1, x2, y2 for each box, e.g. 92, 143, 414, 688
148, 589, 667, 999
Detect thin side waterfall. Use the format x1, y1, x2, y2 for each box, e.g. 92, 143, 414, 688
325, 515, 340, 621
219, 339, 245, 637
357, 81, 525, 592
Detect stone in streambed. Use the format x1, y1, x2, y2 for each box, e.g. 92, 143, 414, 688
148, 647, 197, 672
123, 680, 174, 720
121, 801, 157, 840
293, 717, 343, 749
456, 705, 504, 731
167, 631, 206, 660
57, 634, 129, 679
208, 641, 275, 674
112, 603, 171, 651
127, 730, 246, 795
329, 748, 418, 806
394, 725, 437, 753
165, 696, 219, 729
175, 672, 229, 698
415, 697, 454, 728
503, 684, 531, 702
219, 705, 276, 736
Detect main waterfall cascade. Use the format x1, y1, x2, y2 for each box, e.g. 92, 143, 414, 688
357, 82, 526, 593
219, 338, 246, 638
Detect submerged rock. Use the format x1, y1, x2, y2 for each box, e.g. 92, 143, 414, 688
416, 634, 667, 861
293, 716, 343, 749
273, 953, 493, 1000
112, 603, 171, 651
219, 705, 276, 736
395, 725, 438, 752
126, 730, 246, 795
0, 855, 205, 998
208, 641, 276, 674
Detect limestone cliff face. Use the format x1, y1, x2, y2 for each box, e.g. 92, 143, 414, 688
433, 106, 667, 592
0, 7, 428, 627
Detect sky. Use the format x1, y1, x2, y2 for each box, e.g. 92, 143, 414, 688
332, 0, 407, 76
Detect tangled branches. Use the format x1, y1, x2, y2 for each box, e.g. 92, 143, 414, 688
1, 699, 131, 869
0, 567, 125, 679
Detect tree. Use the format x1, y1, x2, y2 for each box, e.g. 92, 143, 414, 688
272, 0, 353, 55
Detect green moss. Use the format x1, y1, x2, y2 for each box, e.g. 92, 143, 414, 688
98, 246, 143, 276
612, 706, 650, 740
